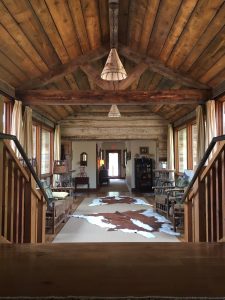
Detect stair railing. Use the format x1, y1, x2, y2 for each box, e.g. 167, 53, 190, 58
0, 133, 49, 243
183, 135, 225, 242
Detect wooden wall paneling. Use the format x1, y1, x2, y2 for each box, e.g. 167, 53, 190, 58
68, 0, 91, 53
167, 0, 223, 69
118, 0, 130, 45
0, 24, 41, 79
45, 0, 81, 59
2, 147, 8, 238
159, 0, 198, 63
199, 56, 225, 84
139, 0, 160, 54
180, 2, 225, 73
0, 51, 28, 83
81, 0, 101, 50
148, 0, 182, 59
189, 26, 225, 80
127, 0, 147, 51
29, 0, 69, 65
3, 0, 60, 68
98, 0, 109, 45
0, 1, 49, 73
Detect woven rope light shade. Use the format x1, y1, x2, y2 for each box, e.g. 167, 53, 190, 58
108, 104, 121, 117
101, 48, 127, 81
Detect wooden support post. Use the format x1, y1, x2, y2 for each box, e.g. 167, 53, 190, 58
184, 197, 193, 242
221, 149, 225, 241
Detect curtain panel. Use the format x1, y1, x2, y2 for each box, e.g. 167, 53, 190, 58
11, 100, 23, 157
196, 105, 205, 164
53, 124, 61, 186
167, 124, 174, 179
23, 106, 33, 159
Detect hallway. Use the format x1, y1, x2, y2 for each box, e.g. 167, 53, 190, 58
53, 179, 180, 243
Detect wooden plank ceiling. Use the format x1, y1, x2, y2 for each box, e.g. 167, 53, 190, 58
0, 0, 225, 122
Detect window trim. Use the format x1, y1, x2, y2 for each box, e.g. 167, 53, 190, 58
174, 119, 197, 173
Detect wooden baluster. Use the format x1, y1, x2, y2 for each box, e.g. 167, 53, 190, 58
215, 158, 222, 241
18, 175, 25, 243
206, 175, 211, 242
184, 196, 193, 242
37, 196, 46, 243
211, 166, 217, 242
13, 167, 19, 243
7, 157, 14, 242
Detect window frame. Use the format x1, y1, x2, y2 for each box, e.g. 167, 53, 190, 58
174, 119, 197, 173
32, 119, 54, 180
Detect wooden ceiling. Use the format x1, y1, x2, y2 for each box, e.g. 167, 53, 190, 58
0, 0, 225, 122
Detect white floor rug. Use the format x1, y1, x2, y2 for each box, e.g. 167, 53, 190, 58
53, 196, 180, 243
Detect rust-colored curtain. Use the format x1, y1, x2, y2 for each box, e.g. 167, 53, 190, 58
23, 106, 33, 159
196, 105, 205, 164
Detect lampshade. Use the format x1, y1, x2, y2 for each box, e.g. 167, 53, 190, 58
53, 160, 68, 174
101, 48, 127, 81
108, 104, 121, 117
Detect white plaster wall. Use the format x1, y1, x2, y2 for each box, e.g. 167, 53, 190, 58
72, 141, 97, 189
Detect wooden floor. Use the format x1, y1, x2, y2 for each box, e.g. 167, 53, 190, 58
0, 243, 225, 297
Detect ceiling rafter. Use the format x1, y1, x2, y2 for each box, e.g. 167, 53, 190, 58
18, 47, 108, 90
119, 45, 211, 90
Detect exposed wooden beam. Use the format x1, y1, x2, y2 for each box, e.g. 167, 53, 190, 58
118, 63, 148, 90
119, 45, 211, 90
80, 65, 113, 90
0, 79, 15, 98
213, 80, 225, 98
19, 47, 108, 90
109, 0, 119, 49
17, 89, 209, 105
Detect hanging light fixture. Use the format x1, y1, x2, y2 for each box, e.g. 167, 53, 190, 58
101, 0, 126, 117
108, 104, 121, 117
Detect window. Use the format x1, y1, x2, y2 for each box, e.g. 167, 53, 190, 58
175, 121, 197, 172
41, 128, 51, 175
177, 128, 187, 173
192, 124, 198, 170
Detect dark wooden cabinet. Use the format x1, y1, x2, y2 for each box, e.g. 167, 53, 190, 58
135, 158, 153, 192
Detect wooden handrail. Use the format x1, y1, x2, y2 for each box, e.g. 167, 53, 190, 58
183, 134, 225, 202
0, 133, 48, 205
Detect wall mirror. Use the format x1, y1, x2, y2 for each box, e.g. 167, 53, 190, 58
80, 152, 88, 166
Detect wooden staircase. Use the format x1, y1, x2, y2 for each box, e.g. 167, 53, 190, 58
184, 136, 225, 242
0, 134, 48, 243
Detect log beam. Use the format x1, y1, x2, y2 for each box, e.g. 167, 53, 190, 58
19, 47, 108, 90
119, 45, 211, 90
17, 89, 210, 105
0, 79, 15, 98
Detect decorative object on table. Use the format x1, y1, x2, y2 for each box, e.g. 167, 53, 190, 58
78, 166, 87, 177
80, 152, 88, 166
140, 147, 149, 155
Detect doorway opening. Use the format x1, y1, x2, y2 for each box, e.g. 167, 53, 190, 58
106, 150, 121, 178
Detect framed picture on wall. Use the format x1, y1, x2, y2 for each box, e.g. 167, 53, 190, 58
140, 147, 149, 155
